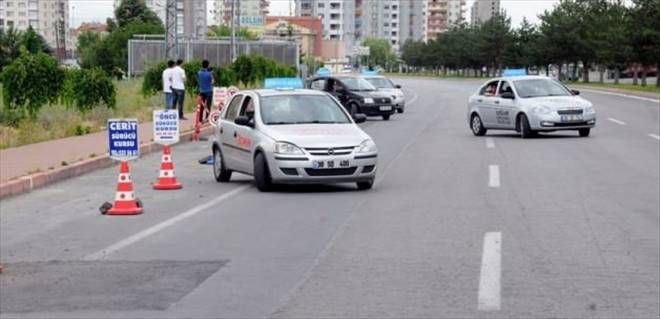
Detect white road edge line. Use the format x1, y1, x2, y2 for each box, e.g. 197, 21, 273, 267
478, 232, 502, 311
488, 165, 500, 188
84, 185, 250, 261
607, 118, 627, 126
486, 137, 495, 149
649, 134, 660, 141
577, 88, 659, 104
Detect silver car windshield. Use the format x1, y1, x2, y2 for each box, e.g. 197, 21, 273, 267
260, 95, 352, 125
513, 79, 572, 98
364, 78, 394, 89
337, 77, 376, 91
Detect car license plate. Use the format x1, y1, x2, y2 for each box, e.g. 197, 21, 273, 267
313, 160, 350, 169
561, 115, 583, 122
379, 106, 392, 111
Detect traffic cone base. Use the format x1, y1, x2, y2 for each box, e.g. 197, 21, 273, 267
107, 161, 143, 216
153, 146, 182, 190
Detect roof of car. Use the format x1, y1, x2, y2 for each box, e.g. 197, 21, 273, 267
252, 88, 328, 97
496, 75, 554, 81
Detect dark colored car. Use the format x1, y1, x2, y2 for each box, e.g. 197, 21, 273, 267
307, 75, 396, 121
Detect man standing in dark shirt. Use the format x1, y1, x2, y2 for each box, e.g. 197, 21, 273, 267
197, 60, 214, 122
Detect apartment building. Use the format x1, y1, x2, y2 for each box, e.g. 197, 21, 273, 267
470, 0, 500, 26
399, 0, 425, 44
361, 0, 401, 50
296, 0, 355, 51
213, 0, 269, 27
0, 0, 69, 52
423, 0, 465, 41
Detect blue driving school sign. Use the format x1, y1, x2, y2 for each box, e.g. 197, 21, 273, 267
108, 119, 139, 160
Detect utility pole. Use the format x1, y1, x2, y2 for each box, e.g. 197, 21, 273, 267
230, 0, 236, 61
165, 0, 178, 59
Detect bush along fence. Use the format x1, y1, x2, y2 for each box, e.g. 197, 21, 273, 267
141, 54, 298, 96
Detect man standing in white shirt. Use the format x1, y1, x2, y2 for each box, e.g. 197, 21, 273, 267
171, 59, 187, 120
162, 60, 175, 109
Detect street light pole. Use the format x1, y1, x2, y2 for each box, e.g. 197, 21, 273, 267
164, 0, 178, 59
230, 0, 236, 62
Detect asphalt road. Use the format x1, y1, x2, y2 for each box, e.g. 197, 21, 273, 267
1, 78, 658, 318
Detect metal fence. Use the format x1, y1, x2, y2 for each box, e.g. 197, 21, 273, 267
127, 39, 299, 76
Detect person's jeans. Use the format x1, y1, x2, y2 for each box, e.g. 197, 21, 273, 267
199, 92, 213, 121
164, 92, 174, 109
172, 89, 185, 118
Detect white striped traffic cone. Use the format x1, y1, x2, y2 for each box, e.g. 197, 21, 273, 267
153, 146, 182, 190
107, 161, 143, 215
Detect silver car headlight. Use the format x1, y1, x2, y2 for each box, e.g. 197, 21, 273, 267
584, 106, 595, 114
356, 139, 377, 154
531, 105, 552, 114
274, 142, 304, 155
363, 98, 374, 104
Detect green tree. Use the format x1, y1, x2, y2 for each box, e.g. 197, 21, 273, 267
114, 0, 163, 28
103, 21, 164, 73
207, 25, 259, 40
477, 14, 514, 76
232, 55, 255, 86
539, 0, 583, 80
1, 53, 64, 116
628, 0, 660, 86
61, 68, 116, 112
0, 27, 23, 72
362, 38, 397, 70
21, 26, 52, 55
182, 59, 203, 95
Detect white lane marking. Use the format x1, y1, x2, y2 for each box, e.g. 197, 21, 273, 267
607, 118, 627, 126
486, 137, 495, 149
577, 88, 659, 104
478, 232, 502, 311
488, 165, 500, 188
648, 134, 660, 141
84, 185, 250, 260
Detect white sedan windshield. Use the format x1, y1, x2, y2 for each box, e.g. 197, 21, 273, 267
260, 95, 351, 125
513, 79, 572, 98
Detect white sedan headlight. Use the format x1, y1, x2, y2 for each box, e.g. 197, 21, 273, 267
531, 105, 552, 114
584, 106, 595, 114
356, 139, 377, 154
363, 98, 374, 104
274, 142, 304, 155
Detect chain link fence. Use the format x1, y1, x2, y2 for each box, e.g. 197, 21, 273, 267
128, 39, 299, 76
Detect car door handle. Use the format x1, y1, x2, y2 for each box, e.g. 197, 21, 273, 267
233, 131, 237, 138
494, 100, 500, 105
477, 99, 483, 103
219, 127, 223, 134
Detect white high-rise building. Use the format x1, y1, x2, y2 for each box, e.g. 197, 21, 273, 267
362, 0, 401, 50
0, 0, 69, 53
295, 0, 355, 44
423, 0, 466, 41
212, 0, 270, 26
470, 0, 500, 26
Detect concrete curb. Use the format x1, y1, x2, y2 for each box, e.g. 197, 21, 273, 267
0, 126, 214, 200
569, 85, 659, 101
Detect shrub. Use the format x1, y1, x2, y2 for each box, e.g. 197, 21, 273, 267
141, 60, 167, 96
182, 59, 203, 95
61, 68, 116, 112
1, 52, 64, 116
232, 55, 255, 86
213, 67, 237, 87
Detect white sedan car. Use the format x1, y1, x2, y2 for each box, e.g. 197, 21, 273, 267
467, 76, 596, 138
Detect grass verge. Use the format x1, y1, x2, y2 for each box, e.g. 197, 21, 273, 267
0, 78, 197, 149
566, 81, 660, 95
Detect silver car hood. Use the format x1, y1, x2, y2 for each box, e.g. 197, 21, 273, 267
261, 124, 370, 148
525, 96, 591, 109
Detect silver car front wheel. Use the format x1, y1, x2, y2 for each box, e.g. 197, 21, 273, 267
471, 114, 487, 136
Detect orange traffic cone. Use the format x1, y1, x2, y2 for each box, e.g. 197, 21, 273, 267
107, 161, 143, 215
153, 146, 182, 190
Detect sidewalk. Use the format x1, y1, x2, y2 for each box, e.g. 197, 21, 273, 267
0, 113, 209, 198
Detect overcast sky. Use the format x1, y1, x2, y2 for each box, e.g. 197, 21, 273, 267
70, 0, 560, 29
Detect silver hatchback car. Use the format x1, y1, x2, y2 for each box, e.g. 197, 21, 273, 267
467, 76, 596, 138
212, 89, 378, 191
